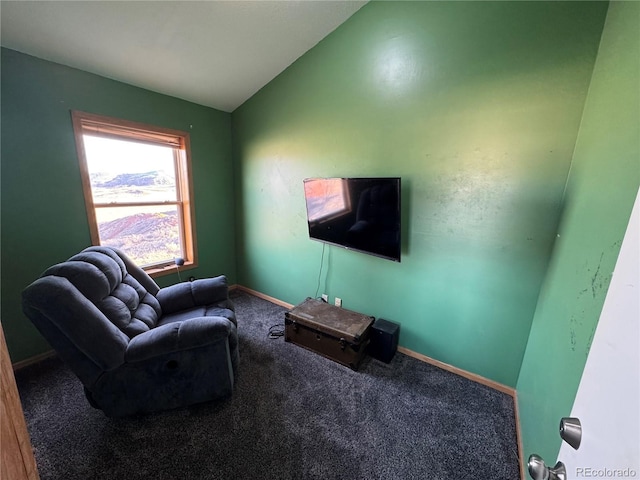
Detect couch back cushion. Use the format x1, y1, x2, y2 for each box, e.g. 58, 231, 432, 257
43, 249, 161, 338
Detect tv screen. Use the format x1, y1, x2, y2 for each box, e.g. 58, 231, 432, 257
303, 177, 401, 262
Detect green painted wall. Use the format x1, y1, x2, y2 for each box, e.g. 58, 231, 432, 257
517, 1, 640, 464
232, 2, 608, 387
1, 48, 236, 363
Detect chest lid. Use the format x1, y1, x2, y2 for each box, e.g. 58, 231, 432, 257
286, 297, 374, 343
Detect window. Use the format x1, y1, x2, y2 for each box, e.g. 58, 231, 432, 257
303, 178, 352, 224
72, 111, 197, 276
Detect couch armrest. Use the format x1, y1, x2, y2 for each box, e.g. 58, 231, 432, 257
125, 316, 234, 363
156, 276, 228, 314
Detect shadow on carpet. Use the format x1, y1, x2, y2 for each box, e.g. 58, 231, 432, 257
15, 291, 521, 480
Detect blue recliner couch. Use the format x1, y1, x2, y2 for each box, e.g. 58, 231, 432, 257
22, 246, 238, 417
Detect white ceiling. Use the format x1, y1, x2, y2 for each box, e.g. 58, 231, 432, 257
0, 1, 366, 112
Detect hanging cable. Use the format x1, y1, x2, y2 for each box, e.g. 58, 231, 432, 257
314, 243, 326, 300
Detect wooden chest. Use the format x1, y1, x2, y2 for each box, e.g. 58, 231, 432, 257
284, 298, 374, 370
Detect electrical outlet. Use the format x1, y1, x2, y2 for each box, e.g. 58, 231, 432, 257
334, 297, 342, 307
321, 294, 328, 303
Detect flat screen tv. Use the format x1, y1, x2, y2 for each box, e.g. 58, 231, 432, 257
303, 177, 401, 262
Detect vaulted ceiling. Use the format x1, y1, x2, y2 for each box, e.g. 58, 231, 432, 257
0, 1, 366, 112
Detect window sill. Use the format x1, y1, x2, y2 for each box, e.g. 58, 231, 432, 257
147, 261, 196, 279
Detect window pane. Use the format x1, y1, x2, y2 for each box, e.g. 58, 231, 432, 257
304, 178, 350, 222
96, 205, 182, 267
83, 135, 177, 203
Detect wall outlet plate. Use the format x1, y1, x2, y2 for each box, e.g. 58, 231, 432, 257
321, 294, 328, 303
334, 297, 342, 307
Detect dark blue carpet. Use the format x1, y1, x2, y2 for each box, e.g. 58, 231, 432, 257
15, 291, 520, 480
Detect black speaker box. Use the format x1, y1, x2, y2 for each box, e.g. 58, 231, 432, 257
368, 318, 399, 363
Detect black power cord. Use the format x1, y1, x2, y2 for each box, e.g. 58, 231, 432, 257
270, 243, 327, 340
268, 324, 285, 339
